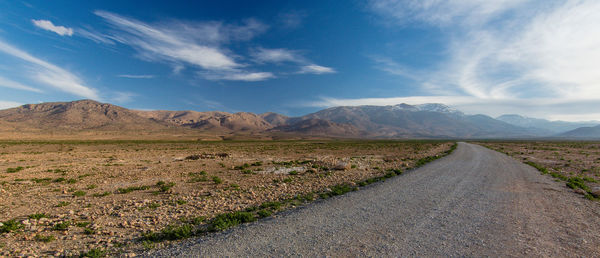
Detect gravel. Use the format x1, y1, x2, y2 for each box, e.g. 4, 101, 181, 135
145, 142, 600, 257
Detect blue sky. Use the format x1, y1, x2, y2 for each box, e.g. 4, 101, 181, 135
1, 0, 599, 121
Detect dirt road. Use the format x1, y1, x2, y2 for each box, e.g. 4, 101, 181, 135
146, 142, 600, 256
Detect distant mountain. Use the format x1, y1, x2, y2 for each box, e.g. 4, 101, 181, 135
497, 114, 598, 135
259, 112, 290, 126
0, 100, 361, 138
0, 100, 171, 131
557, 125, 600, 139
269, 118, 362, 137
2, 100, 593, 139
133, 110, 274, 132
302, 104, 537, 138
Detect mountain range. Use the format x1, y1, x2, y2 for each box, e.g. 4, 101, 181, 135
0, 100, 597, 139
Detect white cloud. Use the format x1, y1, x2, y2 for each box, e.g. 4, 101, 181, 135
95, 11, 277, 81
95, 10, 240, 70
96, 11, 333, 80
112, 91, 136, 103
369, 0, 530, 27
367, 0, 600, 120
200, 70, 275, 82
251, 47, 304, 63
32, 19, 73, 36
76, 28, 115, 45
299, 64, 336, 74
251, 47, 336, 75
0, 101, 22, 110
369, 56, 421, 80
0, 76, 42, 93
117, 74, 155, 79
0, 39, 99, 99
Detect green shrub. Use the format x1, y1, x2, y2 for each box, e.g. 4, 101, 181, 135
84, 227, 96, 235
211, 176, 223, 184
52, 221, 70, 231
73, 190, 87, 197
117, 185, 149, 194
142, 224, 194, 241
0, 219, 23, 233
28, 213, 47, 220
566, 177, 591, 192
209, 211, 256, 232
34, 234, 55, 242
81, 248, 106, 258
93, 191, 111, 197
257, 209, 272, 218
6, 167, 24, 173
260, 201, 282, 210
56, 201, 70, 207
156, 181, 175, 192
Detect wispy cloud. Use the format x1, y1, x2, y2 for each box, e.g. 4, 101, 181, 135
32, 19, 73, 36
251, 47, 304, 63
369, 56, 420, 80
369, 0, 529, 27
299, 64, 336, 74
0, 76, 43, 93
76, 28, 116, 45
95, 10, 275, 81
0, 39, 99, 99
117, 74, 155, 79
111, 91, 136, 103
251, 47, 336, 74
200, 70, 275, 82
278, 11, 307, 29
95, 11, 334, 81
364, 0, 600, 120
0, 100, 22, 110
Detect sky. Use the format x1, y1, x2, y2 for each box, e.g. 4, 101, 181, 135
0, 0, 599, 121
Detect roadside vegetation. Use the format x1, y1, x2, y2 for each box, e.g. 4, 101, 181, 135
480, 141, 600, 201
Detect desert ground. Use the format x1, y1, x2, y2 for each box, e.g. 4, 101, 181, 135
0, 140, 452, 256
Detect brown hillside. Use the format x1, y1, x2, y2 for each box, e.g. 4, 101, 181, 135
0, 99, 171, 131
133, 110, 274, 132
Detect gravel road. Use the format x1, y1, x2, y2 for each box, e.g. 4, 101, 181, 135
146, 142, 600, 257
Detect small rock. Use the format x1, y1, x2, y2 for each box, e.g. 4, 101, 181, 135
591, 187, 600, 198
334, 162, 350, 171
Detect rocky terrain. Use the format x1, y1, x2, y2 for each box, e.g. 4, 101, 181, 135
0, 140, 452, 256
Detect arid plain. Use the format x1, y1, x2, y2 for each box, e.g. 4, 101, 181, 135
0, 140, 453, 256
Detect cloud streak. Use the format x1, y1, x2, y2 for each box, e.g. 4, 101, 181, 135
0, 100, 22, 110
0, 76, 43, 93
95, 10, 276, 81
364, 0, 600, 120
32, 19, 73, 36
251, 47, 336, 74
0, 39, 99, 99
299, 64, 336, 74
117, 74, 155, 79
